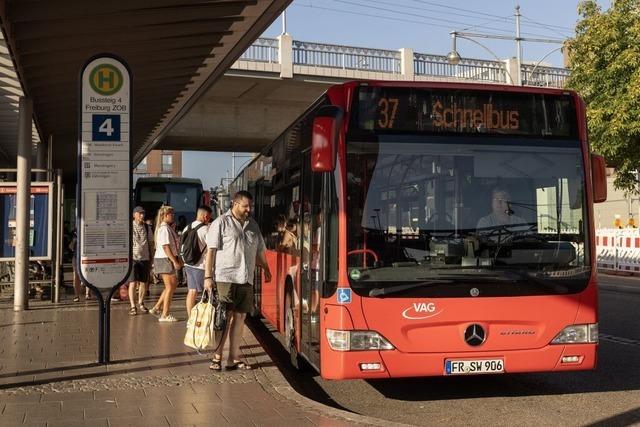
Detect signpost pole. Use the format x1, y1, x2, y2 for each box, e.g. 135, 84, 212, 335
104, 292, 112, 362
97, 291, 106, 363
95, 290, 113, 363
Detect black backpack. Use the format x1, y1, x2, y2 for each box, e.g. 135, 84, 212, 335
180, 223, 206, 265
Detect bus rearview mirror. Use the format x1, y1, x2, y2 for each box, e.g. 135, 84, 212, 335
312, 106, 343, 172
591, 153, 607, 203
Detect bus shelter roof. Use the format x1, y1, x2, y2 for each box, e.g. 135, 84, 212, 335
0, 0, 290, 176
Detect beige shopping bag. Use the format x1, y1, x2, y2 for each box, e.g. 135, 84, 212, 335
184, 292, 215, 351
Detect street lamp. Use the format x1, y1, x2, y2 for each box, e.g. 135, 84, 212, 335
524, 45, 564, 85
446, 6, 564, 85
447, 31, 517, 85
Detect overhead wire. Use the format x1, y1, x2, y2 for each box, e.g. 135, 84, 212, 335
363, 0, 514, 26
408, 0, 577, 33
411, 0, 513, 20
292, 0, 571, 61
331, 0, 516, 35
520, 15, 573, 38
329, 0, 573, 40
460, 16, 515, 32
292, 2, 461, 30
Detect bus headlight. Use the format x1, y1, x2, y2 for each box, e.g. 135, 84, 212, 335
551, 324, 598, 344
326, 329, 395, 351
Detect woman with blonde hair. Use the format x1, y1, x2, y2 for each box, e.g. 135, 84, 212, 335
149, 205, 182, 322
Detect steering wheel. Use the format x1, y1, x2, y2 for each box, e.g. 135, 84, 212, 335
347, 249, 380, 268
486, 223, 536, 239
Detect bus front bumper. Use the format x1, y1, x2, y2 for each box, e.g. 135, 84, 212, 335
321, 344, 597, 380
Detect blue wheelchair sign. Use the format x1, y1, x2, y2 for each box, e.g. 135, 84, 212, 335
337, 288, 352, 304
92, 114, 121, 141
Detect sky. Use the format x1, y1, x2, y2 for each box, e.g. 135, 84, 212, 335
183, 0, 612, 190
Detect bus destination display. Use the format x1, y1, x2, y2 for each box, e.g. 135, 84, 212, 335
354, 86, 577, 138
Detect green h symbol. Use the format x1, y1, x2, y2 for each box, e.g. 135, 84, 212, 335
98, 70, 115, 89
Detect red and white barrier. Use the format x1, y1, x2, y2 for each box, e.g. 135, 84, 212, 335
596, 228, 640, 274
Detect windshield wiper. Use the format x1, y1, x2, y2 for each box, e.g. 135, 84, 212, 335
500, 270, 570, 293
369, 280, 452, 297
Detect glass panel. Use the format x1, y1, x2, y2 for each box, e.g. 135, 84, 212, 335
168, 185, 199, 213
346, 135, 589, 298
325, 173, 339, 284
137, 157, 147, 172
138, 184, 168, 203
162, 154, 173, 171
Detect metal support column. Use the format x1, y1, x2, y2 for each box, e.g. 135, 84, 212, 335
53, 169, 63, 303
35, 139, 47, 182
47, 135, 53, 182
515, 6, 523, 86
14, 97, 33, 311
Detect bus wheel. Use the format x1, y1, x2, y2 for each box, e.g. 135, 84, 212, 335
285, 291, 305, 371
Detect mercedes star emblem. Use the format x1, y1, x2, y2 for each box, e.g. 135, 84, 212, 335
464, 324, 486, 346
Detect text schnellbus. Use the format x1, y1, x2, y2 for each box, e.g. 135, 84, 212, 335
431, 100, 519, 131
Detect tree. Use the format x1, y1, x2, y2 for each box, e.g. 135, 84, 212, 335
566, 0, 640, 193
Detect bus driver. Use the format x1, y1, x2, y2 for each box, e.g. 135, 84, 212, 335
476, 187, 526, 231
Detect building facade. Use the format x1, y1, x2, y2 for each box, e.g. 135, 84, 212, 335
133, 150, 182, 183
593, 168, 640, 229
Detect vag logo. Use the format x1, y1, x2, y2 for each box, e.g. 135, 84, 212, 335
402, 302, 444, 320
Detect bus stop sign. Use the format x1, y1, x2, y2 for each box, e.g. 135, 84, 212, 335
77, 55, 132, 290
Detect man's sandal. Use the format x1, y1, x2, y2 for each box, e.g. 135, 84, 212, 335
226, 360, 252, 370
209, 358, 222, 371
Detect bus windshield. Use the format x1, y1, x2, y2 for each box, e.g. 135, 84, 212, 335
345, 135, 590, 298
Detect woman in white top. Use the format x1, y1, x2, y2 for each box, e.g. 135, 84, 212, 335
149, 205, 182, 322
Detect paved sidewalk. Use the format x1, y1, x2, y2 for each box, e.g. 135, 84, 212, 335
0, 287, 366, 427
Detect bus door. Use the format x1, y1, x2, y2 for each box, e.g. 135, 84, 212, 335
252, 178, 273, 319
300, 151, 322, 367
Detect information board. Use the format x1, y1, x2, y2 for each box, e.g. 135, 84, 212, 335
77, 55, 131, 289
0, 183, 52, 261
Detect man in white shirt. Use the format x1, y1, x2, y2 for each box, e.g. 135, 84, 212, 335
184, 206, 212, 315
128, 206, 153, 315
204, 191, 272, 371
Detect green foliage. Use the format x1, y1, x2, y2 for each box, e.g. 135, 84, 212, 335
566, 0, 640, 193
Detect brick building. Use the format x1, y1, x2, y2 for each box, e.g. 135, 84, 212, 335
133, 150, 182, 183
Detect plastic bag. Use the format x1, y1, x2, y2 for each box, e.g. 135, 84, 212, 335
213, 291, 227, 331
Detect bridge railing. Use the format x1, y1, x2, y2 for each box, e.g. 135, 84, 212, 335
292, 40, 401, 73
414, 52, 507, 83
521, 63, 570, 88
236, 37, 569, 88
238, 37, 279, 63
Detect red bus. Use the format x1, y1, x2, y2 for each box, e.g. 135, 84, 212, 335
232, 81, 607, 379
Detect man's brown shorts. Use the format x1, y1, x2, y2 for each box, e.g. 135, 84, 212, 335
216, 282, 253, 313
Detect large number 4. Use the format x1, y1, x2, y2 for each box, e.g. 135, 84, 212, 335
99, 118, 114, 137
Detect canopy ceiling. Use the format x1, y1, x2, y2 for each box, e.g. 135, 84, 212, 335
0, 0, 290, 177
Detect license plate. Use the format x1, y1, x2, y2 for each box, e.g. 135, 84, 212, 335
445, 358, 504, 375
